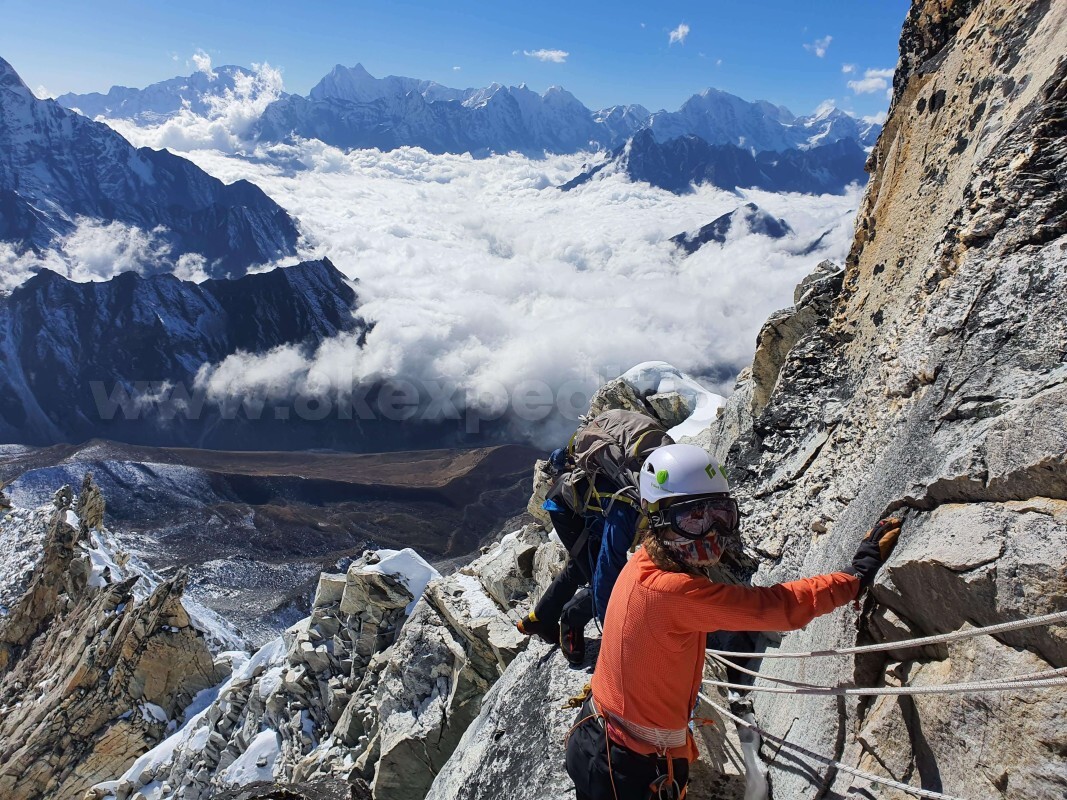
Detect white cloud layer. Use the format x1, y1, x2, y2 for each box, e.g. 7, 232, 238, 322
8, 99, 864, 440
137, 138, 863, 442
804, 35, 832, 58
669, 23, 690, 46
848, 67, 895, 95
523, 49, 569, 63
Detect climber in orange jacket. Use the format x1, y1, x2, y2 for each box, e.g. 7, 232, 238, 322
565, 443, 901, 800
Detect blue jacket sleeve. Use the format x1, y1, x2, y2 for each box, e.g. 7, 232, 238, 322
591, 502, 638, 622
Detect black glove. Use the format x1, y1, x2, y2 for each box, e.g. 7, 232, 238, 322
846, 518, 902, 589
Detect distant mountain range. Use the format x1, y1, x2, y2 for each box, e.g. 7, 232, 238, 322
0, 259, 372, 448
58, 61, 883, 157
56, 65, 268, 123
561, 129, 869, 195
0, 57, 299, 277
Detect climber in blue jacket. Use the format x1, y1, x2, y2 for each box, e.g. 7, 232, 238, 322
516, 450, 639, 667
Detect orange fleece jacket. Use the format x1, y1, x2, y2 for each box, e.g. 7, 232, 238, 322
590, 547, 859, 761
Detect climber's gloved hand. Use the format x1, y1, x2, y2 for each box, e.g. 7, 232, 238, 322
846, 517, 902, 590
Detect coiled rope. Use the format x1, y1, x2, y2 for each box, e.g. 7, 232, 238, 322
705, 609, 1067, 660
697, 692, 966, 800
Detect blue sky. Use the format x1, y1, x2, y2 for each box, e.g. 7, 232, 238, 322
3, 0, 909, 118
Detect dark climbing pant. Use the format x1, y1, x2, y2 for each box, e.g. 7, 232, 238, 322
566, 700, 689, 800
533, 507, 599, 633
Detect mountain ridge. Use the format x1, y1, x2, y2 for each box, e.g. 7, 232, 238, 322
0, 57, 300, 278
58, 61, 882, 157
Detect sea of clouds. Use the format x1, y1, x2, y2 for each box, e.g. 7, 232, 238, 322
5, 63, 865, 441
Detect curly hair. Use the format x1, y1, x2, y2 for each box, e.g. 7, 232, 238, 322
639, 528, 704, 576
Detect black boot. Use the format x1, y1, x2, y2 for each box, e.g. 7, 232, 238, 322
516, 611, 560, 645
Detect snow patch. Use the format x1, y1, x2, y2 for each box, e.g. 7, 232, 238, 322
218, 728, 281, 786
621, 361, 727, 440
364, 548, 441, 613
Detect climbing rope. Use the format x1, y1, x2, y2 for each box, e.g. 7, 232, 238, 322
697, 692, 967, 800
705, 610, 1067, 660
706, 652, 1067, 693
701, 673, 1067, 696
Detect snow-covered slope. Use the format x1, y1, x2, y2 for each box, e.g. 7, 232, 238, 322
562, 129, 869, 195
648, 89, 881, 151
251, 63, 878, 156
0, 57, 299, 278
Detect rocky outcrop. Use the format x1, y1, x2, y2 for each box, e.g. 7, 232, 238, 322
0, 479, 223, 800
747, 260, 844, 417
89, 529, 554, 800
96, 552, 423, 799
703, 1, 1067, 797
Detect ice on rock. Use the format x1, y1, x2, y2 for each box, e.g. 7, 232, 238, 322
621, 361, 727, 440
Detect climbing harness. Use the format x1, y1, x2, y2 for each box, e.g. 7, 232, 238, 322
565, 692, 707, 800
704, 609, 1067, 659
698, 692, 967, 800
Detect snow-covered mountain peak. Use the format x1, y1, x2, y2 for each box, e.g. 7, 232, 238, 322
0, 56, 33, 97
309, 62, 379, 101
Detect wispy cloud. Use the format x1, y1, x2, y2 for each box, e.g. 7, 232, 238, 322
841, 63, 855, 74
191, 49, 214, 78
34, 85, 54, 99
523, 49, 569, 63
847, 67, 894, 95
452, 66, 462, 71
669, 23, 690, 46
803, 35, 832, 58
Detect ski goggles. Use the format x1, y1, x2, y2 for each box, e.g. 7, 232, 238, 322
655, 495, 740, 540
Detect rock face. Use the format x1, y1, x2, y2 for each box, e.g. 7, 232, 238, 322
0, 478, 223, 800
0, 57, 298, 276
703, 1, 1067, 797
88, 526, 555, 800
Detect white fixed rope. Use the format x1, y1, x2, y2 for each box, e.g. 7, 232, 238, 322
701, 674, 1067, 696
705, 609, 1067, 660
698, 692, 967, 800
706, 651, 1067, 693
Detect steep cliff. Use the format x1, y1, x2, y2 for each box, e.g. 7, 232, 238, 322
700, 1, 1067, 797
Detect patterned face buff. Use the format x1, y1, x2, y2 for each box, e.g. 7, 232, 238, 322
663, 532, 723, 567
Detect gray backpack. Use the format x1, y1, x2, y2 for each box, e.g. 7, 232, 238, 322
567, 409, 673, 508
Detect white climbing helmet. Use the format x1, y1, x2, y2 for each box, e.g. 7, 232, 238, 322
639, 443, 730, 504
